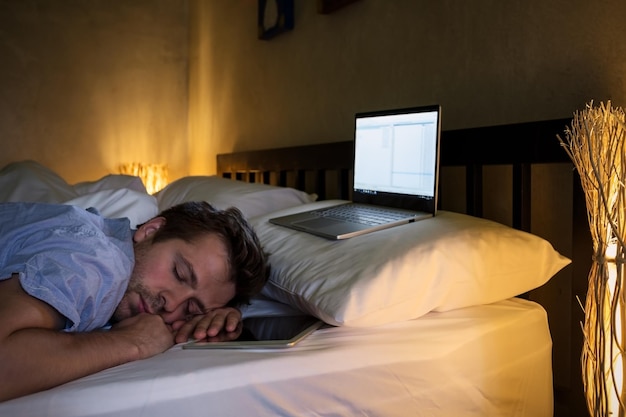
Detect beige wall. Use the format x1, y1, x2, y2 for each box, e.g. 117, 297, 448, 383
0, 0, 189, 183
189, 0, 626, 174
2, 0, 626, 181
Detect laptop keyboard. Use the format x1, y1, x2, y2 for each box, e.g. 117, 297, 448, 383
312, 205, 412, 226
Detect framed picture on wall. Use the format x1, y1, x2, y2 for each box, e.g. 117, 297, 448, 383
258, 0, 294, 40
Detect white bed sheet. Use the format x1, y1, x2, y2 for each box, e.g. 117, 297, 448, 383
0, 298, 553, 417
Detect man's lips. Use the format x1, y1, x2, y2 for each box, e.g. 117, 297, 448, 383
138, 295, 151, 315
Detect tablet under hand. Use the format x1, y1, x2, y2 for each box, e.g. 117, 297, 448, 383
182, 315, 324, 350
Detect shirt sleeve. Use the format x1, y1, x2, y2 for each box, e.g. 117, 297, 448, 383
0, 203, 135, 332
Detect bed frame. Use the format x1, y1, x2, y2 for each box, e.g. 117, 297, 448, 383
217, 118, 589, 417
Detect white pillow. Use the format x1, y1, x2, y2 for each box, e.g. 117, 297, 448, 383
154, 176, 316, 218
251, 201, 571, 327
73, 174, 148, 195
0, 162, 158, 228
0, 160, 78, 203
64, 189, 158, 229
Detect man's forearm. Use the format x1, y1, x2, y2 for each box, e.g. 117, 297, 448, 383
0, 327, 141, 401
0, 313, 173, 402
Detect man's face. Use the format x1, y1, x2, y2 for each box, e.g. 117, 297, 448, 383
112, 217, 235, 325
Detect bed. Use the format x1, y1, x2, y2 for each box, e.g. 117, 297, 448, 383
0, 117, 586, 417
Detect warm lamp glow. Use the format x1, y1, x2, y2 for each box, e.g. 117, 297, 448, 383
119, 162, 169, 194
605, 240, 624, 415
559, 101, 626, 417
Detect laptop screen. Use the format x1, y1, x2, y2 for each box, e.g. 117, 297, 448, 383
352, 105, 441, 211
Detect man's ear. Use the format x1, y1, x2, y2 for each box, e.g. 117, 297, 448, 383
133, 217, 166, 243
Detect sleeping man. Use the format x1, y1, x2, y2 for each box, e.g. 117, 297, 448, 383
0, 201, 269, 402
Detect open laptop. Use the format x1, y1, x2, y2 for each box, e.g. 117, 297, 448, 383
182, 315, 323, 350
269, 104, 441, 240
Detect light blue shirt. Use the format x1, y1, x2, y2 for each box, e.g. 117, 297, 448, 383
0, 203, 135, 332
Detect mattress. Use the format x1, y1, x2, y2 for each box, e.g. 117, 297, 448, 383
0, 297, 553, 417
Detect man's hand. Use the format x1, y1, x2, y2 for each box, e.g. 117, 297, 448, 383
110, 313, 175, 358
171, 307, 243, 344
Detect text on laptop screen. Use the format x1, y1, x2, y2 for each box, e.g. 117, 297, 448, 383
353, 109, 439, 198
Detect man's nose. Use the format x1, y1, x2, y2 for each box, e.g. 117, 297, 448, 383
159, 290, 191, 321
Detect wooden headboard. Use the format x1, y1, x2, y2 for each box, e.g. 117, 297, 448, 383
216, 117, 589, 417
218, 119, 575, 228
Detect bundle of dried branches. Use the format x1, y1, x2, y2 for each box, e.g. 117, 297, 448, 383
559, 101, 626, 417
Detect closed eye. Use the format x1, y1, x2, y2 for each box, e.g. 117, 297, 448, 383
173, 252, 206, 316
173, 268, 198, 317
173, 266, 185, 284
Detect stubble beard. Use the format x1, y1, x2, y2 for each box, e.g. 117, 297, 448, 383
111, 240, 161, 323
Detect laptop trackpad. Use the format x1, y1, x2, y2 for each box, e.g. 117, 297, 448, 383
294, 217, 343, 229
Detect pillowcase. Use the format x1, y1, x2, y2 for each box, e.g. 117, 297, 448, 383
251, 201, 571, 327
72, 174, 148, 195
64, 189, 158, 229
154, 176, 316, 218
0, 160, 78, 203
70, 174, 157, 228
0, 161, 158, 228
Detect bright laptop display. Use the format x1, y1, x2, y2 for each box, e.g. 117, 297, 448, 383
269, 104, 441, 239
